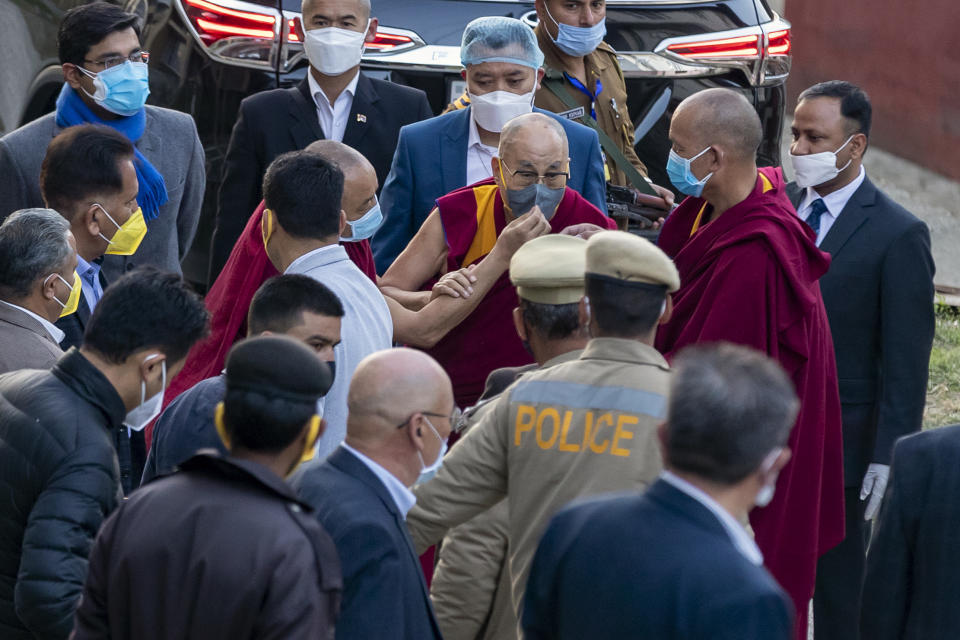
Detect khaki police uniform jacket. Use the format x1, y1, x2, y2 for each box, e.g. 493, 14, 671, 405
407, 338, 669, 617
533, 25, 648, 188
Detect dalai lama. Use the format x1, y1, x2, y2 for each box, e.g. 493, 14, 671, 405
380, 112, 616, 407
655, 88, 844, 640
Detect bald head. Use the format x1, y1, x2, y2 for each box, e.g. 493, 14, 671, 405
301, 0, 370, 21
499, 112, 569, 159
672, 88, 762, 161
305, 139, 378, 224
347, 348, 453, 440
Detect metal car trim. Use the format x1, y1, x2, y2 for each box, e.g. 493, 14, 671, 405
173, 0, 281, 71
654, 24, 765, 84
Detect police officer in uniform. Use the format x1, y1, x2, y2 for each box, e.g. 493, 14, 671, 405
406, 230, 679, 623
532, 0, 674, 210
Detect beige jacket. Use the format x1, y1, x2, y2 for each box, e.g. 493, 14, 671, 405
407, 338, 670, 617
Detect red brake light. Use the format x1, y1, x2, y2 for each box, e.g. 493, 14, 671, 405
766, 29, 791, 56
666, 34, 761, 59
286, 16, 302, 43
367, 31, 414, 52
183, 0, 277, 44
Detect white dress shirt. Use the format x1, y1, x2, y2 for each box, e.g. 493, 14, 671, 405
466, 113, 498, 185
661, 470, 763, 566
308, 69, 360, 143
341, 443, 417, 518
796, 165, 866, 246
0, 300, 64, 344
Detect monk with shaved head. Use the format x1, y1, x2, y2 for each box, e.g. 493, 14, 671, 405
655, 87, 844, 639
295, 348, 454, 640
381, 112, 616, 407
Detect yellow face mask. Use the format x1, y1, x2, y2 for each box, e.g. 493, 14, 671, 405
261, 209, 274, 252
46, 271, 81, 318
214, 402, 321, 476
96, 204, 147, 256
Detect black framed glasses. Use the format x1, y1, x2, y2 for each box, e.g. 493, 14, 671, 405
83, 51, 150, 70
500, 159, 569, 189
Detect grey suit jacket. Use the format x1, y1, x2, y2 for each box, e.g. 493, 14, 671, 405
0, 303, 62, 374
0, 106, 205, 283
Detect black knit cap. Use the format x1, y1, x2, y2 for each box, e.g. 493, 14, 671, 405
225, 335, 333, 403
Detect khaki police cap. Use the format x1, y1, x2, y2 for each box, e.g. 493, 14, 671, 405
585, 230, 680, 293
509, 234, 588, 304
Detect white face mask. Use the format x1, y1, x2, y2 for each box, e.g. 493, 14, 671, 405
416, 416, 448, 484
125, 355, 165, 431
303, 21, 369, 76
754, 447, 784, 508
469, 88, 536, 133
789, 135, 854, 189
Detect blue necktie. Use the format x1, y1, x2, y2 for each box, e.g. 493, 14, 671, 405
806, 198, 827, 235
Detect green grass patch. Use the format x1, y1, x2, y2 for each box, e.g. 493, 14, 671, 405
924, 304, 960, 428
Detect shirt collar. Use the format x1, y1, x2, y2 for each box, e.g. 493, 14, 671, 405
76, 254, 100, 279
284, 243, 348, 274
0, 299, 64, 343
660, 471, 763, 565
341, 443, 417, 518
308, 68, 360, 109
799, 164, 866, 219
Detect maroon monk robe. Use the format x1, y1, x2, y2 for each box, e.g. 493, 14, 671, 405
148, 202, 378, 446
425, 178, 615, 408
655, 167, 844, 640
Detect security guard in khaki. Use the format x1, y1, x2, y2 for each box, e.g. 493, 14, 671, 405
406, 231, 680, 623
532, 1, 648, 189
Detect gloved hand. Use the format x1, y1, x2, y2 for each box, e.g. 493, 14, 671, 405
860, 463, 890, 521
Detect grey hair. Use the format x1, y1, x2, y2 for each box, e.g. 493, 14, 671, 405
665, 342, 799, 485
0, 208, 73, 299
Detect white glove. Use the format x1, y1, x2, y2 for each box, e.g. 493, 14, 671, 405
860, 463, 890, 521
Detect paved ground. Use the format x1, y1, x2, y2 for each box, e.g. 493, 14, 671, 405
780, 125, 960, 290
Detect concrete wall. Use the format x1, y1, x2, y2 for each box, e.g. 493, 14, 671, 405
783, 0, 960, 181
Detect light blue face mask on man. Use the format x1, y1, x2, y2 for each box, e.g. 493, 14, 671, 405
544, 4, 607, 57
666, 147, 714, 197
341, 199, 383, 242
78, 61, 150, 117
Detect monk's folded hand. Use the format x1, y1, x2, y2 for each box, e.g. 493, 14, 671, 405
491, 208, 551, 265
432, 265, 478, 300
560, 223, 606, 240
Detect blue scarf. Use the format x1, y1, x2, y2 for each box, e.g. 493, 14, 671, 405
55, 84, 168, 220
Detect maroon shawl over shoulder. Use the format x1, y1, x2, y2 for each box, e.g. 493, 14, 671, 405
656, 167, 844, 640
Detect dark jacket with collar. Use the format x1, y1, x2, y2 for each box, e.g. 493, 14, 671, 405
523, 479, 793, 640
0, 301, 63, 374
372, 105, 608, 273
861, 425, 960, 640
210, 73, 433, 281
293, 446, 443, 640
0, 348, 126, 640
72, 454, 342, 640
786, 176, 935, 484
0, 106, 205, 284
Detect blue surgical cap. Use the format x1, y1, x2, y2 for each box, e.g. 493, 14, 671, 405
460, 16, 545, 70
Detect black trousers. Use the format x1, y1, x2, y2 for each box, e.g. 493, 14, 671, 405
813, 485, 872, 640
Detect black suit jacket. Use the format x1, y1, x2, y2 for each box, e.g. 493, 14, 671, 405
54, 268, 107, 351
523, 479, 793, 639
787, 176, 935, 485
861, 425, 960, 639
293, 446, 442, 640
209, 73, 432, 281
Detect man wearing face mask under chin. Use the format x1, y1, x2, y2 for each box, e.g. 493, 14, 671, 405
72, 336, 342, 640
210, 0, 433, 283
380, 112, 616, 408
293, 348, 455, 640
373, 15, 609, 273
0, 3, 205, 286
0, 267, 208, 640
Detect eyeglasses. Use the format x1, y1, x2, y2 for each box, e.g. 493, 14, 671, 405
396, 407, 464, 431
83, 51, 150, 70
500, 159, 569, 189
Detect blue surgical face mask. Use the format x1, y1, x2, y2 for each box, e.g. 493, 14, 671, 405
416, 416, 448, 484
544, 4, 607, 57
78, 61, 150, 117
340, 198, 383, 242
666, 147, 714, 197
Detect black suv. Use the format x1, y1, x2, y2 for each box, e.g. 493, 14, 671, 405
2, 0, 791, 285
